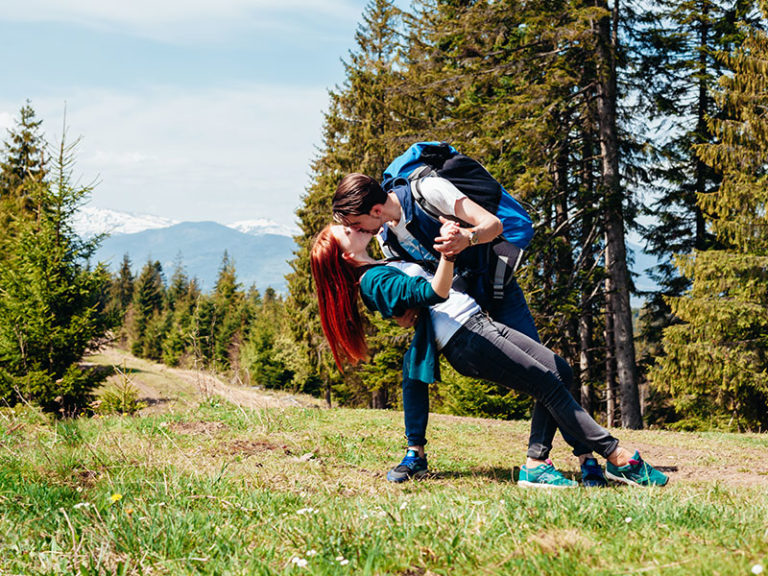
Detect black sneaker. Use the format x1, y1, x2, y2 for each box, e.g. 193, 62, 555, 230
386, 449, 428, 483
580, 457, 607, 488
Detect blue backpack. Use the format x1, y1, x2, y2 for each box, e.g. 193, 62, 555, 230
382, 142, 534, 297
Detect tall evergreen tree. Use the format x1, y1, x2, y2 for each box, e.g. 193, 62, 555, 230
211, 252, 250, 370
162, 260, 201, 367
633, 0, 761, 349
106, 253, 135, 331
129, 261, 165, 359
0, 129, 110, 414
650, 16, 768, 430
0, 101, 47, 196
241, 287, 295, 389
286, 0, 408, 405
0, 102, 48, 252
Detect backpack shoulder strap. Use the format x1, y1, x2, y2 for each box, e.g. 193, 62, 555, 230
410, 177, 443, 222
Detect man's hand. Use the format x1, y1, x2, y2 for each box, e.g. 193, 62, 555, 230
434, 216, 466, 259
394, 307, 421, 328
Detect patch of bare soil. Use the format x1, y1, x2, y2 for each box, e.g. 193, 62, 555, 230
169, 420, 228, 435
169, 367, 310, 410
627, 440, 768, 488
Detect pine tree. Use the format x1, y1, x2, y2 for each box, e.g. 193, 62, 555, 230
650, 15, 768, 430
634, 0, 761, 351
129, 261, 166, 359
106, 253, 135, 333
0, 101, 47, 196
0, 129, 110, 414
0, 102, 48, 253
211, 252, 250, 371
286, 0, 408, 405
162, 260, 201, 367
241, 288, 295, 389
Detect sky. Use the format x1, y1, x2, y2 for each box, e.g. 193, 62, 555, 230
0, 0, 389, 230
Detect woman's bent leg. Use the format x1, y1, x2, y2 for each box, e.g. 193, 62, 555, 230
442, 315, 618, 459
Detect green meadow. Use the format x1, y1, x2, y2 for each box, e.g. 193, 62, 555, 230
1, 352, 766, 575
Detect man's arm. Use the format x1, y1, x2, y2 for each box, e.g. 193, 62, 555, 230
433, 195, 502, 258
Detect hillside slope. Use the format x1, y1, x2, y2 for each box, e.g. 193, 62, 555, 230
0, 348, 766, 575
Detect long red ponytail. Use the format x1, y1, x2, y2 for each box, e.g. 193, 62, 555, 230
310, 225, 368, 371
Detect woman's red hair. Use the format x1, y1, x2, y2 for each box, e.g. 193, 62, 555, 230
310, 225, 368, 371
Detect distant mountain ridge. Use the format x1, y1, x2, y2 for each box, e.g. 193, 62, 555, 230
82, 209, 297, 293
74, 207, 298, 238
73, 207, 180, 237
80, 208, 658, 303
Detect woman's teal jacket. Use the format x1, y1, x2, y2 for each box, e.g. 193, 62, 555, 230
358, 265, 447, 384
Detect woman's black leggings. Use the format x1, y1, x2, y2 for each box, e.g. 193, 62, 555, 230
441, 313, 619, 459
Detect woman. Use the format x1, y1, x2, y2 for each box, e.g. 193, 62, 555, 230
310, 222, 668, 487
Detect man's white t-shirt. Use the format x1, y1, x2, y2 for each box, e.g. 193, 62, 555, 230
378, 177, 467, 263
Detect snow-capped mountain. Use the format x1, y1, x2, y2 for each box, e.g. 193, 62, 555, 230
73, 207, 296, 238
73, 207, 179, 237
230, 219, 298, 237
74, 208, 297, 292
94, 221, 295, 292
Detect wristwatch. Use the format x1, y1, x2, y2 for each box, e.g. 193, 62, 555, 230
468, 229, 479, 246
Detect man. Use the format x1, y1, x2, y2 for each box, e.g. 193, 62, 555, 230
332, 172, 606, 488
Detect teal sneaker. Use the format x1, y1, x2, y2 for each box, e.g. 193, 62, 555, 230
605, 451, 668, 487
518, 459, 577, 488
580, 457, 607, 488
386, 449, 428, 483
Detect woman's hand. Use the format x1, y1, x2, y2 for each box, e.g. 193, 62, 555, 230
394, 308, 420, 328
434, 217, 468, 259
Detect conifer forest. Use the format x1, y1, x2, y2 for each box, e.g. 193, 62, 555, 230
1, 0, 767, 432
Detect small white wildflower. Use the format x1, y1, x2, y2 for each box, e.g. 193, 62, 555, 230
76, 486, 83, 493
339, 559, 349, 566
752, 564, 764, 575
361, 512, 369, 519
625, 517, 632, 524
420, 505, 428, 510
306, 550, 318, 557
291, 557, 308, 568
399, 501, 408, 510
499, 499, 506, 506
336, 556, 345, 562
296, 507, 318, 515
73, 502, 91, 509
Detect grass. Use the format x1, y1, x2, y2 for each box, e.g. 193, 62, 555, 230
0, 380, 767, 574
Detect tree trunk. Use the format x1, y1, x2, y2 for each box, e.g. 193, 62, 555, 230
604, 285, 617, 427
554, 139, 578, 376
579, 294, 594, 416
594, 0, 643, 428
371, 387, 388, 409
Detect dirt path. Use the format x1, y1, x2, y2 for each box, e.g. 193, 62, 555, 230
87, 346, 322, 414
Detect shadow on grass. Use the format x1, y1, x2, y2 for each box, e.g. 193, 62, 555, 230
89, 364, 143, 378
433, 466, 518, 483
139, 397, 170, 409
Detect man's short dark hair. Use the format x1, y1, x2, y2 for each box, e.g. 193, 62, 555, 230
332, 173, 388, 223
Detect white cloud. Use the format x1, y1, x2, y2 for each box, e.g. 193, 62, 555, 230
0, 111, 13, 131
0, 83, 329, 227
2, 0, 363, 42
